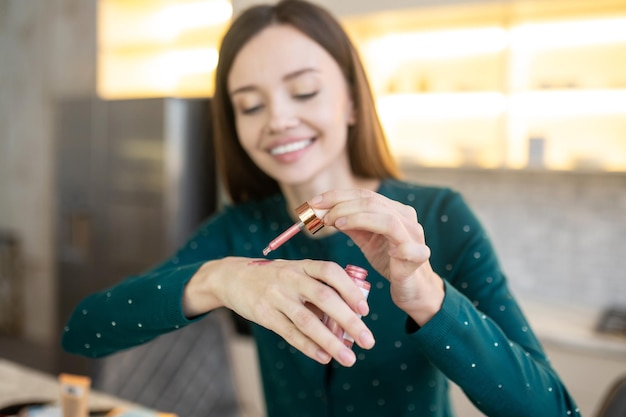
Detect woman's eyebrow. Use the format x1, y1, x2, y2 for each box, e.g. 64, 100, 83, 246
283, 67, 319, 82
230, 68, 320, 96
230, 85, 257, 96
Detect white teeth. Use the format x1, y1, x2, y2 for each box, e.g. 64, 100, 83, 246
269, 139, 313, 156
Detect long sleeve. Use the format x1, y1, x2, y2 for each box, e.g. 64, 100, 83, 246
61, 180, 581, 417
61, 263, 205, 358
408, 189, 580, 417
411, 282, 579, 416
61, 196, 302, 359
61, 210, 235, 358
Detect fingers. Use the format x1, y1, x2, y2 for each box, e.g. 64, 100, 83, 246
270, 306, 334, 365
300, 261, 375, 351
312, 188, 406, 216
388, 240, 431, 265
303, 261, 369, 317
262, 293, 363, 367
246, 260, 374, 367
311, 189, 423, 246
334, 210, 410, 246
276, 302, 359, 367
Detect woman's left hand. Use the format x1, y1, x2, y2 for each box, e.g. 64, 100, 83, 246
310, 189, 445, 325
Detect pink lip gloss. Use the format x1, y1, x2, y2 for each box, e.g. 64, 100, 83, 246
323, 265, 371, 349
263, 201, 326, 256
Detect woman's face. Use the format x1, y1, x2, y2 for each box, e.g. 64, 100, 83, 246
228, 24, 355, 187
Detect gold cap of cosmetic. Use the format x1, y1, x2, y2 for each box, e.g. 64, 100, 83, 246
295, 202, 324, 234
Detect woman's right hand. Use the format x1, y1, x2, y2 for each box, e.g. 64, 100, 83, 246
182, 257, 375, 367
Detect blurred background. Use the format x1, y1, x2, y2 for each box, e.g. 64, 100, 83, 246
1, 0, 625, 416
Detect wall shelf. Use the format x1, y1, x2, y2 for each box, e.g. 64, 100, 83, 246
343, 0, 626, 172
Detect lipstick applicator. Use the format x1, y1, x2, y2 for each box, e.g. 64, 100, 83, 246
263, 201, 326, 256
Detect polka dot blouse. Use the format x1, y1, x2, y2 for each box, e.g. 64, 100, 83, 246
62, 179, 580, 417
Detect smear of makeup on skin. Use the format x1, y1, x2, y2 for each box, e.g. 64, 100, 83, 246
248, 260, 274, 266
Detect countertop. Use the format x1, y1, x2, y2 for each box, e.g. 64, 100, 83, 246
0, 359, 137, 411
520, 299, 626, 359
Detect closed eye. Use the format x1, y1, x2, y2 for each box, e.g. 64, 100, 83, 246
294, 91, 318, 101
240, 104, 264, 115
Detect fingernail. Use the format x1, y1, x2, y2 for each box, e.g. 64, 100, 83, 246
316, 349, 331, 363
358, 300, 369, 316
335, 217, 347, 228
360, 330, 375, 348
339, 348, 356, 366
310, 195, 322, 205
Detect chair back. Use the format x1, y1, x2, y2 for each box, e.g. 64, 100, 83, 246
92, 311, 241, 417
595, 375, 626, 417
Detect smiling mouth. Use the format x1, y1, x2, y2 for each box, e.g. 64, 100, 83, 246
269, 138, 315, 156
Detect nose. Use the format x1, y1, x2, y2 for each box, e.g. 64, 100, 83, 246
266, 97, 299, 133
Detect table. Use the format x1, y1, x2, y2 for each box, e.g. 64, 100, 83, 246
0, 359, 136, 413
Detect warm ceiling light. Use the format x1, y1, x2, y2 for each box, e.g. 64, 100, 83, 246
509, 90, 626, 116
377, 92, 507, 120
98, 0, 232, 99
365, 27, 509, 61
153, 1, 233, 41
510, 17, 626, 49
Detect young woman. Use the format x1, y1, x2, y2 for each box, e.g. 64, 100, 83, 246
63, 1, 580, 416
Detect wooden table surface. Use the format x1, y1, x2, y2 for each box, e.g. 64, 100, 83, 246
0, 358, 136, 412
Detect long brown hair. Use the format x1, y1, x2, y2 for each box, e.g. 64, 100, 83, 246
212, 0, 400, 204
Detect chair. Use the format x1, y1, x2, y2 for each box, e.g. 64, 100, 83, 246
92, 310, 241, 417
595, 375, 626, 417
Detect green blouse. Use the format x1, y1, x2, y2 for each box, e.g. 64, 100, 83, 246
62, 179, 580, 417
